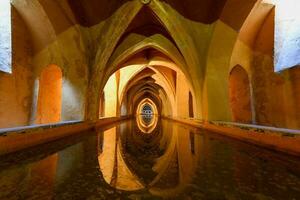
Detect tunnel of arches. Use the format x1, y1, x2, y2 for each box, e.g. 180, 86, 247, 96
86, 3, 201, 121
1, 0, 300, 131
97, 46, 196, 120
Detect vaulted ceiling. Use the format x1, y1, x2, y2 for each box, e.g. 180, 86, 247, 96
66, 0, 228, 26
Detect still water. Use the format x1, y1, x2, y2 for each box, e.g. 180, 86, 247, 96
0, 115, 300, 200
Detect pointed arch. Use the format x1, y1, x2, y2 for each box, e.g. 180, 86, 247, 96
87, 1, 202, 120
86, 1, 143, 120
229, 65, 252, 123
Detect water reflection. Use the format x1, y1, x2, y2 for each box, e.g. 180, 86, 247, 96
97, 119, 300, 199
141, 114, 153, 125
136, 114, 158, 134
0, 120, 299, 199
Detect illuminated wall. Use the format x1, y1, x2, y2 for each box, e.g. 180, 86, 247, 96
36, 65, 62, 124
176, 73, 190, 118
103, 73, 118, 117
119, 65, 142, 101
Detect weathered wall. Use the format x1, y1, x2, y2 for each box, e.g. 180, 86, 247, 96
0, 8, 33, 129
0, 1, 90, 129
289, 67, 300, 128
227, 5, 300, 129
250, 7, 300, 129
0, 0, 12, 73
229, 66, 252, 123
30, 25, 89, 122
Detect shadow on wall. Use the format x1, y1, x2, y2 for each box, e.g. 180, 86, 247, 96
36, 65, 62, 124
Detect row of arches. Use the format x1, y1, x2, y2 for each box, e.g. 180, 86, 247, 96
97, 52, 196, 120
2, 0, 300, 130
0, 57, 196, 128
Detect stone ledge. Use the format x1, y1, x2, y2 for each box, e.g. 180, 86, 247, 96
163, 116, 300, 157
0, 120, 82, 136
212, 121, 300, 136
0, 116, 130, 156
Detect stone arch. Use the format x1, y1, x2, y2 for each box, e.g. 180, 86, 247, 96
229, 65, 252, 123
87, 1, 201, 120
132, 85, 168, 115
98, 47, 192, 119
127, 82, 166, 115
104, 36, 194, 106
119, 66, 176, 115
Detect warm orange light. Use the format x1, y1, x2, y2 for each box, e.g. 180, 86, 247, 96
36, 65, 62, 124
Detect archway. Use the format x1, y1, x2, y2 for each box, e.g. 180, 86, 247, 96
36, 65, 62, 124
229, 65, 252, 123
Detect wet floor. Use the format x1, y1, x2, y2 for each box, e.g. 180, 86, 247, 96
0, 115, 300, 200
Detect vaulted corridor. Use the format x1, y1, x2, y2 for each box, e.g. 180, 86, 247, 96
0, 0, 300, 199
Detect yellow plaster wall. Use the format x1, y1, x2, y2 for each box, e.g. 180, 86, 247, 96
204, 20, 237, 122
104, 74, 118, 117
175, 73, 190, 118
119, 65, 142, 101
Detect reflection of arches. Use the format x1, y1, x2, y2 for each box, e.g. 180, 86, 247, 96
36, 65, 62, 124
229, 65, 252, 123
188, 91, 194, 118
